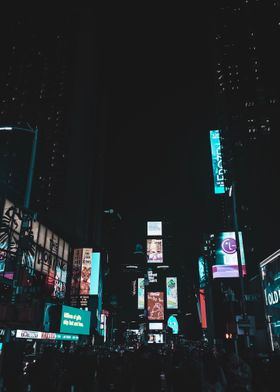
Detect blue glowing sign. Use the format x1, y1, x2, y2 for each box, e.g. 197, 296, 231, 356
90, 252, 100, 295
60, 305, 91, 335
167, 315, 179, 334
209, 130, 225, 194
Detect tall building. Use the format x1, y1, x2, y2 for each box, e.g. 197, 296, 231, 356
0, 9, 105, 246
209, 0, 280, 273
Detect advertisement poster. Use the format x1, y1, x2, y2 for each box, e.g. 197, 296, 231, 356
90, 252, 101, 295
147, 292, 164, 320
212, 232, 246, 278
60, 305, 91, 335
148, 333, 164, 343
79, 248, 92, 295
209, 130, 226, 194
166, 277, 178, 309
167, 315, 179, 334
138, 278, 145, 309
198, 256, 206, 288
147, 239, 163, 263
147, 221, 162, 236
70, 249, 83, 296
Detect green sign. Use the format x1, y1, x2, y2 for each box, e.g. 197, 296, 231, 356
60, 305, 91, 335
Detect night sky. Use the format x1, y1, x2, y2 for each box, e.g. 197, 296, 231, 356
101, 6, 217, 271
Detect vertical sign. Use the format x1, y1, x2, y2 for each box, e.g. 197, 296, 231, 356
147, 239, 163, 263
90, 252, 101, 295
166, 277, 178, 309
80, 248, 92, 295
138, 278, 145, 309
209, 130, 225, 194
147, 292, 164, 320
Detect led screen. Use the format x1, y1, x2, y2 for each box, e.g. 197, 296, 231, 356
148, 333, 164, 343
149, 322, 163, 330
209, 130, 225, 194
90, 252, 101, 295
166, 277, 178, 309
260, 251, 280, 351
80, 248, 92, 295
60, 305, 91, 335
167, 315, 179, 334
198, 256, 206, 288
147, 292, 164, 320
147, 221, 162, 236
147, 239, 163, 263
212, 232, 246, 278
199, 289, 207, 329
137, 278, 145, 309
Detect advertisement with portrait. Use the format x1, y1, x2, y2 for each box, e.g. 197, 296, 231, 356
138, 278, 145, 309
79, 248, 92, 295
212, 232, 246, 279
166, 277, 178, 309
147, 292, 164, 320
147, 239, 163, 263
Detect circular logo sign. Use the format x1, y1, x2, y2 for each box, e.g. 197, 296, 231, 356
221, 238, 236, 254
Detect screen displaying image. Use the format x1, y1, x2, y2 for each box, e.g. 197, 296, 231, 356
166, 277, 178, 309
147, 239, 163, 263
147, 221, 162, 236
212, 232, 246, 278
149, 322, 163, 330
138, 278, 145, 309
147, 292, 164, 320
148, 333, 164, 344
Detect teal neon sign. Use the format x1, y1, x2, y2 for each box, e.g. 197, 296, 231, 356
209, 130, 225, 194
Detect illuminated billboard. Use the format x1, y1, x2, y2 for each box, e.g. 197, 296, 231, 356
60, 305, 91, 335
260, 250, 280, 351
149, 322, 163, 330
198, 256, 206, 288
212, 232, 246, 278
147, 239, 163, 263
167, 315, 179, 334
148, 333, 164, 343
147, 292, 164, 320
79, 248, 92, 295
147, 221, 162, 236
166, 277, 178, 309
137, 278, 145, 309
90, 252, 101, 295
209, 130, 226, 194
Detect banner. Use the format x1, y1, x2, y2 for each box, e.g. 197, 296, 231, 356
212, 232, 246, 278
147, 239, 163, 263
209, 130, 225, 194
147, 292, 164, 320
137, 278, 145, 309
166, 277, 178, 309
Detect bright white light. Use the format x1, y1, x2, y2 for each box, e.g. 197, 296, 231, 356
0, 127, 13, 131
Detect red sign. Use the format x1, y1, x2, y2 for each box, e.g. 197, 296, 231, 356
147, 292, 164, 320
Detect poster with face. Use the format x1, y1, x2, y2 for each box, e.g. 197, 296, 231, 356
147, 239, 163, 263
147, 292, 164, 320
80, 248, 92, 295
166, 277, 178, 309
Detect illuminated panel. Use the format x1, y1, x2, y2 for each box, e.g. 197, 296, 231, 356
212, 232, 246, 278
90, 252, 101, 295
137, 278, 145, 309
166, 277, 178, 309
147, 239, 163, 263
199, 289, 207, 329
209, 130, 225, 194
147, 292, 164, 320
149, 322, 163, 330
79, 248, 92, 295
147, 221, 162, 236
148, 333, 164, 343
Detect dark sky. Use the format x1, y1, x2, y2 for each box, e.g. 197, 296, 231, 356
100, 6, 217, 271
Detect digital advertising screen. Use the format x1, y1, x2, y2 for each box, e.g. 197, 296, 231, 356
149, 322, 163, 330
79, 248, 92, 295
90, 252, 101, 295
147, 239, 163, 263
167, 315, 179, 334
260, 250, 280, 351
209, 129, 226, 194
60, 305, 91, 335
148, 333, 164, 344
212, 232, 246, 278
166, 277, 178, 309
198, 256, 206, 288
147, 221, 162, 236
147, 292, 164, 320
137, 278, 145, 309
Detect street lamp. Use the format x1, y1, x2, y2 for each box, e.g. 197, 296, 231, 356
0, 125, 38, 303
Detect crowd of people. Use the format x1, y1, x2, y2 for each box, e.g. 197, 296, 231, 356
0, 340, 279, 391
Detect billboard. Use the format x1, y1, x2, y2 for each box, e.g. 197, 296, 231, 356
212, 232, 246, 278
0, 199, 69, 297
198, 256, 206, 288
147, 292, 164, 320
79, 248, 92, 295
149, 322, 163, 330
137, 278, 145, 309
166, 277, 178, 309
209, 130, 226, 194
60, 305, 91, 335
147, 221, 162, 236
148, 333, 164, 343
199, 289, 207, 329
90, 252, 101, 295
147, 239, 163, 263
260, 250, 280, 351
167, 315, 179, 334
